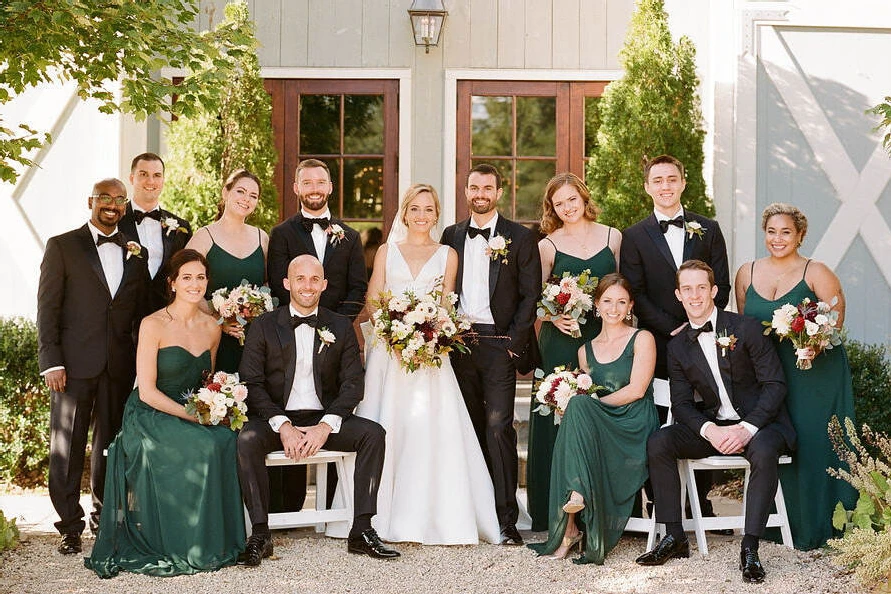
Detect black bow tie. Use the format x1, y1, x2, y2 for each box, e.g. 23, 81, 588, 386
688, 320, 713, 340
302, 217, 330, 232
96, 233, 125, 248
659, 216, 685, 233
291, 314, 318, 329
133, 209, 163, 224
467, 227, 490, 241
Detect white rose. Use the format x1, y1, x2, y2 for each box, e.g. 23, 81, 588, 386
814, 314, 828, 326
804, 320, 820, 336
488, 235, 506, 251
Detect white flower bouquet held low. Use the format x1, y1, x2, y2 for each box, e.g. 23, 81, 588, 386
183, 371, 248, 430
532, 365, 604, 424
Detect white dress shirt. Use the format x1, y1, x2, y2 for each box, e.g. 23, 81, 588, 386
87, 222, 124, 297
654, 207, 685, 269
302, 208, 332, 260
693, 307, 757, 438
132, 205, 164, 279
458, 213, 498, 324
268, 306, 342, 434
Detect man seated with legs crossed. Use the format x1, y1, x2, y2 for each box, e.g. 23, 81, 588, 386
636, 260, 795, 584
237, 255, 399, 566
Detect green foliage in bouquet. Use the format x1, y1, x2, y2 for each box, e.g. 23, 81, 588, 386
0, 510, 19, 552
162, 1, 279, 231
848, 341, 891, 438
587, 0, 713, 231
0, 318, 50, 488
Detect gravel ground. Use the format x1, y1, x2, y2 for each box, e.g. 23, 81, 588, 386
0, 527, 864, 594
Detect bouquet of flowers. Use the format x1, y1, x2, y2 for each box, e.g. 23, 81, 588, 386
209, 279, 277, 345
536, 269, 599, 338
762, 296, 842, 370
184, 371, 248, 430
532, 366, 604, 425
370, 283, 472, 373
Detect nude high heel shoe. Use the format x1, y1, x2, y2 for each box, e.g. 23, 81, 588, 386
547, 531, 584, 560
562, 491, 585, 514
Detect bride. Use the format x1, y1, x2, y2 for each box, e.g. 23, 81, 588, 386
358, 183, 500, 545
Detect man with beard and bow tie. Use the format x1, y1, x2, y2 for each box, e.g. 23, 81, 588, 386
118, 153, 192, 313
37, 178, 150, 556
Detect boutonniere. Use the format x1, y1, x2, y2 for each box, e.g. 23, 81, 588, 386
715, 329, 737, 356
125, 241, 144, 260
161, 217, 188, 236
317, 327, 336, 354
326, 224, 345, 246
684, 220, 705, 239
485, 234, 511, 264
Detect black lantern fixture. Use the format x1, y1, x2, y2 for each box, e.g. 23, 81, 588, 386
407, 0, 448, 54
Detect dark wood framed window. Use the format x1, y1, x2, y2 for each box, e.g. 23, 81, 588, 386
455, 80, 607, 226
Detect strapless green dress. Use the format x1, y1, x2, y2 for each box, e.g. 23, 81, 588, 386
744, 278, 857, 550
528, 331, 658, 563
85, 347, 245, 577
527, 245, 616, 531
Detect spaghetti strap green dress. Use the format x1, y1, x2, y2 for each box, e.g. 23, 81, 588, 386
204, 229, 266, 374
527, 239, 616, 531
743, 261, 857, 550
85, 347, 245, 577
528, 331, 658, 564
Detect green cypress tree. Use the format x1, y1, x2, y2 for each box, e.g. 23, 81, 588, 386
588, 0, 712, 230
162, 1, 278, 230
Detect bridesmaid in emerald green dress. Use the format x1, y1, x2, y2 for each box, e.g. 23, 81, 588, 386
735, 202, 857, 550
86, 250, 245, 577
529, 273, 658, 563
186, 169, 269, 374
527, 173, 620, 531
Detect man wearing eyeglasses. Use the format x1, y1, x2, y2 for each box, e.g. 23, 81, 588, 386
118, 153, 192, 312
37, 178, 151, 556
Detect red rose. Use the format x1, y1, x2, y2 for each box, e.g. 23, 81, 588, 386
555, 292, 571, 306
206, 382, 222, 392
790, 316, 805, 333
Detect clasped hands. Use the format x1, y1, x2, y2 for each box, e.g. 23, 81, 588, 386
280, 421, 332, 461
704, 423, 753, 455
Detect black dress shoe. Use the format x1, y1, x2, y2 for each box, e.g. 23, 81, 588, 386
347, 528, 400, 559
740, 547, 766, 583
499, 524, 524, 546
238, 533, 273, 567
709, 528, 735, 536
635, 534, 690, 566
58, 532, 82, 555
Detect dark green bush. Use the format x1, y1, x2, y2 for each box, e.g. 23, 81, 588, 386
0, 317, 50, 487
848, 340, 891, 436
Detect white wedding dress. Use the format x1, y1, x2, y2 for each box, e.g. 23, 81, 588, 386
357, 243, 500, 545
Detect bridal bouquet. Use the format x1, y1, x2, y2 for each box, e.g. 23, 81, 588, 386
370, 284, 472, 373
762, 296, 842, 370
532, 366, 603, 425
209, 279, 277, 345
184, 371, 248, 431
536, 269, 598, 338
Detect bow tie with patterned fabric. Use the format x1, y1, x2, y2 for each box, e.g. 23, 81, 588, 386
687, 320, 713, 340
96, 233, 126, 248
291, 314, 318, 329
302, 217, 330, 232
467, 226, 490, 241
133, 209, 163, 224
659, 216, 685, 233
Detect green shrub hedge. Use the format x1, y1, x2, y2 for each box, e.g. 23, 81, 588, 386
847, 340, 891, 437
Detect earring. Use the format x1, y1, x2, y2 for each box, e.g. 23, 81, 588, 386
172, 288, 176, 293
594, 309, 600, 318
625, 312, 632, 321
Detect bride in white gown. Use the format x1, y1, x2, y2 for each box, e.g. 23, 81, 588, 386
358, 184, 500, 545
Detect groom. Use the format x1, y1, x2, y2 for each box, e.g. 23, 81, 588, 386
636, 260, 795, 584
440, 163, 541, 545
237, 255, 398, 566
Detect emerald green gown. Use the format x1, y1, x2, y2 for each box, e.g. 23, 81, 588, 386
743, 263, 857, 550
527, 240, 616, 531
528, 331, 658, 564
85, 347, 245, 577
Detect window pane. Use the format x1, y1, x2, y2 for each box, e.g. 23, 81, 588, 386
516, 97, 556, 157
471, 96, 512, 156
300, 95, 340, 154
342, 159, 384, 219
515, 160, 555, 221
324, 159, 341, 216
584, 96, 602, 160
344, 95, 385, 155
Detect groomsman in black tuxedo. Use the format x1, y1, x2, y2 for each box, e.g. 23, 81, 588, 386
440, 163, 541, 546
118, 153, 192, 313
236, 255, 398, 566
37, 178, 150, 555
636, 260, 794, 584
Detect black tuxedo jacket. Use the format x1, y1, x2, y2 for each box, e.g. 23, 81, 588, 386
37, 225, 151, 380
118, 204, 192, 312
239, 306, 364, 422
666, 310, 796, 451
267, 214, 367, 320
440, 215, 541, 374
